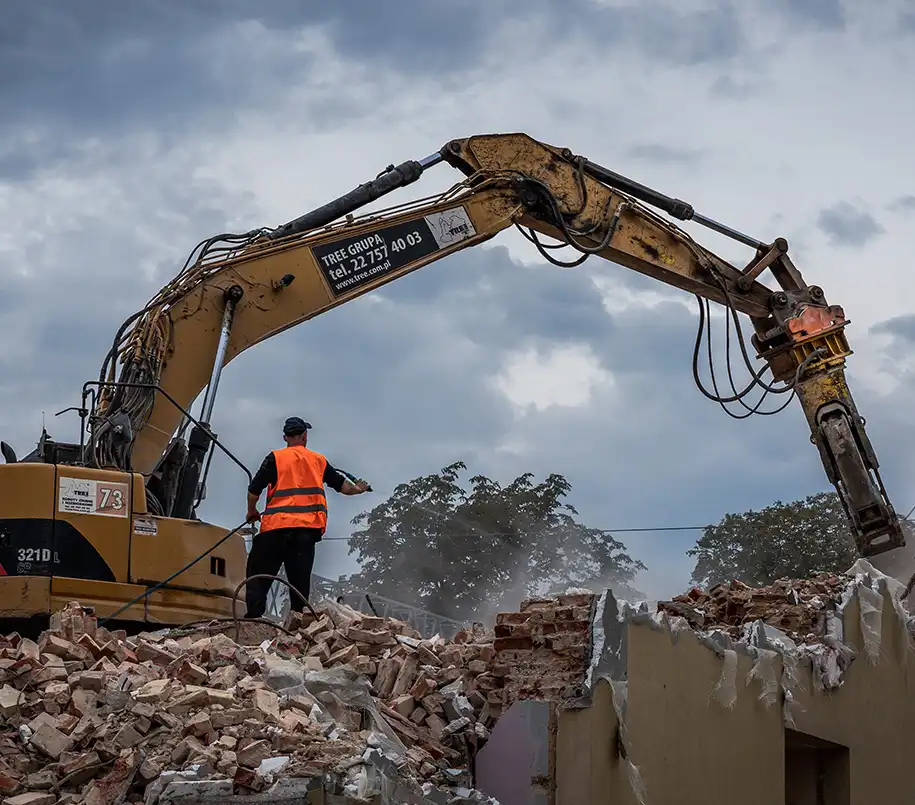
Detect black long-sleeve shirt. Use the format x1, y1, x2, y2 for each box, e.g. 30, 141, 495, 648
247, 451, 346, 497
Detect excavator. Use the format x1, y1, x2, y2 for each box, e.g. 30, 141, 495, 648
0, 132, 905, 632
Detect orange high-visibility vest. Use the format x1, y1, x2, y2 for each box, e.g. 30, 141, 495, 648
260, 446, 328, 534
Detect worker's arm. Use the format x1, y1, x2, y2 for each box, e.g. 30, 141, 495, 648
246, 453, 277, 522
325, 463, 369, 495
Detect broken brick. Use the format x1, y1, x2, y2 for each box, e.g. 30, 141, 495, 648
3, 794, 55, 805
235, 739, 271, 769
28, 723, 73, 760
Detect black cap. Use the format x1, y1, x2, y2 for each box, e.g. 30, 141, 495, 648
283, 416, 312, 436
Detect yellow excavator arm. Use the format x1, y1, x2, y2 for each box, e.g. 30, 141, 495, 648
86, 132, 902, 558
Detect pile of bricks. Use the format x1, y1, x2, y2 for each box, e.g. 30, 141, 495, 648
0, 593, 597, 804
657, 573, 848, 643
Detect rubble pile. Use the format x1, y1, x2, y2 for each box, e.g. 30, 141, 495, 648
657, 573, 847, 645
0, 595, 596, 804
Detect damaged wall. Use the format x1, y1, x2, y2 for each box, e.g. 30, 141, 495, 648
479, 562, 915, 805
572, 564, 914, 805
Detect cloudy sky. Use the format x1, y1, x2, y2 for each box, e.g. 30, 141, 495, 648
3, 0, 915, 603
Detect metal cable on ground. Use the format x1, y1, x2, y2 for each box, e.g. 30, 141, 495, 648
98, 520, 250, 626
165, 616, 297, 639
231, 574, 318, 642
364, 594, 380, 617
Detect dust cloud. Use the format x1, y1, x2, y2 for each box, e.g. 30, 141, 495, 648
468, 527, 660, 626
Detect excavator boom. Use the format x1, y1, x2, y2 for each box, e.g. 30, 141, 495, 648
89, 132, 901, 558
0, 130, 901, 633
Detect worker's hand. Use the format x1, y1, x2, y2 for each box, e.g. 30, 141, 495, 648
354, 480, 371, 493
246, 509, 261, 524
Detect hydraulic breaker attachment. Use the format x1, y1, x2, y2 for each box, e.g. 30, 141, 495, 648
754, 293, 904, 557
796, 370, 904, 557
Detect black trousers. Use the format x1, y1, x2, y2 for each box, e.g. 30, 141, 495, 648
244, 526, 321, 618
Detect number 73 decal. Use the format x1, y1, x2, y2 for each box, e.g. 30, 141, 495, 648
58, 477, 130, 518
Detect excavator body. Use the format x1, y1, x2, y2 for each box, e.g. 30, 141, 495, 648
0, 457, 248, 635
0, 131, 904, 633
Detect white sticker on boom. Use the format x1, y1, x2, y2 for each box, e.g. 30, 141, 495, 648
133, 516, 158, 536
423, 207, 476, 249
58, 477, 129, 518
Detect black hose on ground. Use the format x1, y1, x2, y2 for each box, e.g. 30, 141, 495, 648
231, 573, 317, 642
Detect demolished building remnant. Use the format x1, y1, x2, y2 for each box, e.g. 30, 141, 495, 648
560, 558, 915, 804
647, 560, 913, 700
475, 560, 915, 803
492, 593, 594, 704
0, 563, 910, 804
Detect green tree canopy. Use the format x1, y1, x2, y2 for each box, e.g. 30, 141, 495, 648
687, 491, 860, 588
344, 461, 646, 621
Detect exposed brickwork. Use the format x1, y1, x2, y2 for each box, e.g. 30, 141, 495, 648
492, 593, 596, 703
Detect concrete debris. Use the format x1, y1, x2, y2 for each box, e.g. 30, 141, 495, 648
0, 596, 591, 805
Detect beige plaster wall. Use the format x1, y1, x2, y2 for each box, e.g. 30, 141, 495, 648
553, 584, 915, 805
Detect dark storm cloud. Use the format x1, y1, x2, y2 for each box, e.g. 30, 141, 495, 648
2, 5, 254, 130
227, 0, 749, 71
1, 0, 829, 189
1, 3, 317, 180
816, 201, 885, 247
0, 147, 261, 445
2, 0, 748, 143
870, 314, 915, 345
379, 248, 619, 345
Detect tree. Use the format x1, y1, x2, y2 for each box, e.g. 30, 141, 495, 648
687, 491, 860, 588
345, 461, 647, 622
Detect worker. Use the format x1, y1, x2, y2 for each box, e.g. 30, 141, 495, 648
244, 416, 370, 618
